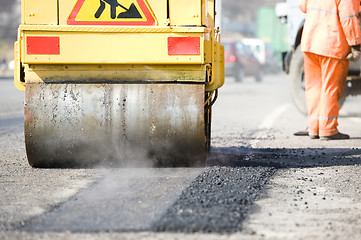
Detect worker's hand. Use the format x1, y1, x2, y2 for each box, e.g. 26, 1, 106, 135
347, 45, 361, 62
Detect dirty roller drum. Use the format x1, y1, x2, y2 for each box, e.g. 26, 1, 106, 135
15, 0, 224, 168
24, 83, 207, 168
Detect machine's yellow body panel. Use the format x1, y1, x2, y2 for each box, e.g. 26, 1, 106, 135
14, 41, 25, 91
24, 64, 206, 83
59, 0, 78, 25
169, 0, 203, 26
22, 30, 204, 64
24, 0, 58, 25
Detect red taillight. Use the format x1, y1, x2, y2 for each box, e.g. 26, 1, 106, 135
168, 37, 200, 55
27, 36, 60, 55
229, 55, 236, 63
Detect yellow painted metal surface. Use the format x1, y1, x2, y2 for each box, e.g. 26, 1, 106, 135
147, 0, 167, 26
21, 0, 25, 24
59, 0, 78, 25
18, 0, 223, 89
67, 0, 157, 26
206, 42, 224, 91
19, 25, 208, 33
207, 0, 215, 29
204, 40, 212, 63
16, 0, 224, 167
73, 0, 150, 22
169, 0, 202, 26
22, 31, 204, 64
59, 0, 166, 26
206, 31, 224, 91
14, 41, 25, 91
24, 0, 58, 25
24, 64, 206, 84
201, 0, 207, 26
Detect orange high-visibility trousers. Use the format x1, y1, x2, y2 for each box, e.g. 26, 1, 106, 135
304, 52, 349, 137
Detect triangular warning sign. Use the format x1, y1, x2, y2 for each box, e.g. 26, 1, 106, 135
67, 0, 156, 26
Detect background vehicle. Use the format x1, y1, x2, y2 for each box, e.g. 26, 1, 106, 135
276, 0, 361, 115
223, 39, 263, 82
242, 38, 280, 74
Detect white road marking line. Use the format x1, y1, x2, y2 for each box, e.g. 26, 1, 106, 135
348, 117, 361, 123
250, 104, 292, 148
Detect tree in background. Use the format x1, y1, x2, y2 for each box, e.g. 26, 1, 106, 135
0, 0, 20, 41
0, 0, 21, 63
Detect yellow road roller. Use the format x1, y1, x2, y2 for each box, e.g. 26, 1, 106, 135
14, 0, 224, 167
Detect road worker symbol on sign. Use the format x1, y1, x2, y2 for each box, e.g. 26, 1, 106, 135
67, 0, 156, 25
94, 0, 141, 19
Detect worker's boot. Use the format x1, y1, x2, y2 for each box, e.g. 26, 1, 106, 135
320, 132, 350, 140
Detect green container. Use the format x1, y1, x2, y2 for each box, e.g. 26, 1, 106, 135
257, 7, 289, 65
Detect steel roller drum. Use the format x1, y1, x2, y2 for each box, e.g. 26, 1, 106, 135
24, 83, 206, 167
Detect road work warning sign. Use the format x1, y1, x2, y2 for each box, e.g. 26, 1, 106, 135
67, 0, 156, 25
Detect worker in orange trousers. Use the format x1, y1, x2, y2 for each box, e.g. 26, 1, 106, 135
299, 0, 361, 140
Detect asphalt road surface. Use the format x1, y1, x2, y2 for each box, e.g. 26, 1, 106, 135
1, 74, 361, 240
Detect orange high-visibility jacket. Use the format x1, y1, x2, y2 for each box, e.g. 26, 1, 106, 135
300, 0, 361, 59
